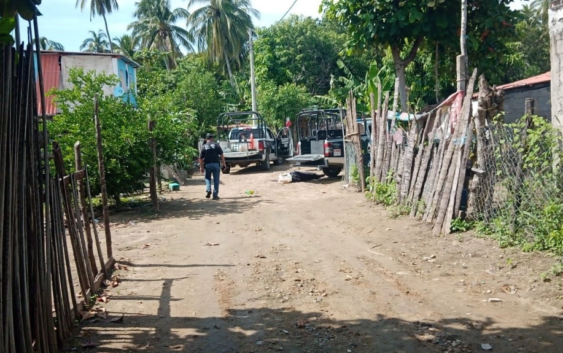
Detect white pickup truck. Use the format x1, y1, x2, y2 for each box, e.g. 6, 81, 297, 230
214, 112, 294, 172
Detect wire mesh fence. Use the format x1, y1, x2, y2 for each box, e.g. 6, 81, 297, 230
467, 119, 563, 248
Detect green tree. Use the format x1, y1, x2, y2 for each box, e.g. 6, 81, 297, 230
531, 0, 550, 25
322, 0, 519, 110
254, 15, 370, 96
40, 37, 65, 51
187, 0, 259, 87
129, 0, 193, 69
112, 34, 140, 58
258, 81, 313, 129
136, 53, 223, 129
80, 30, 110, 53
50, 68, 150, 205
76, 0, 118, 53
140, 93, 199, 171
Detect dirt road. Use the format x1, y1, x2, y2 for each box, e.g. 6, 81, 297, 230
80, 165, 563, 353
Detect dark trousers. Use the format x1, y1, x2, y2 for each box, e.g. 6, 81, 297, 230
204, 163, 220, 197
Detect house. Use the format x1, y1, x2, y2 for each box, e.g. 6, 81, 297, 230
35, 51, 140, 117
487, 72, 550, 123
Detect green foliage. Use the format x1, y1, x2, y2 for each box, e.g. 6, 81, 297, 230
257, 81, 313, 130
136, 53, 222, 130
187, 0, 258, 79
140, 94, 199, 171
365, 171, 397, 206
50, 68, 198, 202
450, 218, 474, 233
50, 68, 150, 202
129, 0, 193, 68
254, 15, 371, 97
476, 116, 563, 255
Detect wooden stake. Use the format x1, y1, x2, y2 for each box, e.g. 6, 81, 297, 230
93, 95, 112, 259
433, 69, 477, 235
148, 120, 159, 212
74, 142, 98, 275
369, 92, 377, 179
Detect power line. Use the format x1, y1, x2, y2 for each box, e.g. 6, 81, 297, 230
277, 0, 299, 24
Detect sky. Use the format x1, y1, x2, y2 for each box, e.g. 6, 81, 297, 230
29, 0, 528, 52
30, 0, 324, 52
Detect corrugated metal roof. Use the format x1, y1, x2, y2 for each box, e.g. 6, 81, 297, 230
41, 50, 140, 68
36, 53, 60, 116
496, 72, 550, 91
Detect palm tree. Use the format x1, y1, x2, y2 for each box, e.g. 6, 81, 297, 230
128, 0, 193, 69
76, 0, 118, 53
39, 37, 65, 51
186, 0, 260, 86
80, 30, 111, 53
531, 0, 549, 26
113, 34, 140, 58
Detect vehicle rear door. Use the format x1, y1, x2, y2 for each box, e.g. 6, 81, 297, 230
275, 126, 294, 158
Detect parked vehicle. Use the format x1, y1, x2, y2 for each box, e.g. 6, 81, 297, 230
287, 109, 369, 177
214, 111, 293, 172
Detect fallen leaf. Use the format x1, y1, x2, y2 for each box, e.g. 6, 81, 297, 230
110, 314, 124, 323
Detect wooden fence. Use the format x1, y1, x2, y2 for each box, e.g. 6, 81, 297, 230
1, 23, 114, 352
351, 69, 507, 235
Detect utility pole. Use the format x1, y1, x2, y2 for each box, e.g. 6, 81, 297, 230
457, 0, 468, 92
249, 28, 258, 112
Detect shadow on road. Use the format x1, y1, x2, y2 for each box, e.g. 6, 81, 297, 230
76, 274, 563, 353
109, 194, 271, 225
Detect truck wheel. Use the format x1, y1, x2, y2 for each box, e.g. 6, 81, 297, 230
274, 156, 285, 166
322, 167, 341, 178
261, 150, 271, 171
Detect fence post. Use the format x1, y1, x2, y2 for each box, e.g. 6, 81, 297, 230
74, 142, 98, 275
93, 95, 113, 260
148, 120, 159, 212
525, 98, 535, 116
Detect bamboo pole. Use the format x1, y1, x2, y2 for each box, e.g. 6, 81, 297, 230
93, 95, 112, 259
375, 87, 387, 182
74, 142, 98, 275
369, 92, 377, 179
148, 120, 159, 212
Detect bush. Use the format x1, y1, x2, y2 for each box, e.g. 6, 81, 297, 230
365, 171, 396, 206
475, 116, 563, 254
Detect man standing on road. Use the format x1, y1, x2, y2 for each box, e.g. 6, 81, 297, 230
199, 133, 226, 200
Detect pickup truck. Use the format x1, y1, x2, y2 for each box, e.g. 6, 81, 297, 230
287, 109, 370, 177
215, 111, 293, 172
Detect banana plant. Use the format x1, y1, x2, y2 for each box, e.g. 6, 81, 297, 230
0, 0, 41, 44
315, 60, 392, 114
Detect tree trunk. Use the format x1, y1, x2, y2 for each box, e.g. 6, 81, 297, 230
224, 51, 236, 90
435, 42, 440, 103
394, 62, 408, 112
102, 13, 114, 53
391, 37, 423, 112
466, 75, 491, 220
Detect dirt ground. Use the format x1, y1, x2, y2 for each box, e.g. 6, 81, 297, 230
76, 164, 563, 353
